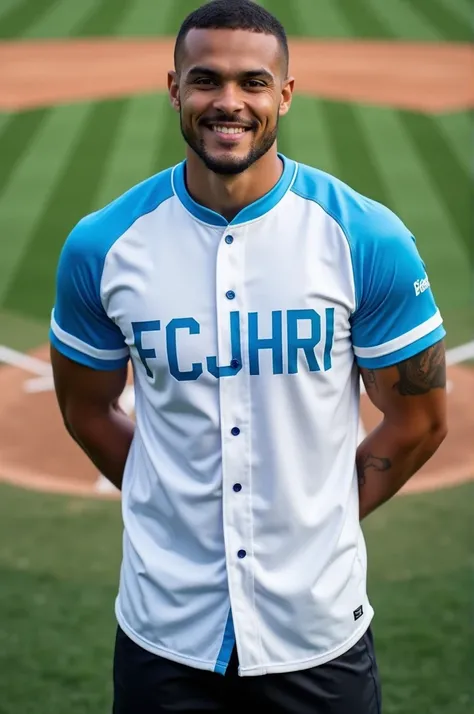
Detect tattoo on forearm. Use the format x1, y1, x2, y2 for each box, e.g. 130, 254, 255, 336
393, 341, 446, 396
358, 453, 392, 486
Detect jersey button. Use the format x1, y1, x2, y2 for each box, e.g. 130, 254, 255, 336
233, 483, 242, 492
225, 235, 234, 244
226, 290, 235, 300
231, 427, 240, 436
238, 549, 247, 559
230, 359, 240, 369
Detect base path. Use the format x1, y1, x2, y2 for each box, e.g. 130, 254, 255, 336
0, 345, 472, 499
0, 38, 472, 113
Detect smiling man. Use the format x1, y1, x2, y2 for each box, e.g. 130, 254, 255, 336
49, 1, 447, 712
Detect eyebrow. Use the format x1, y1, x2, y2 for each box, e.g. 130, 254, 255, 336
186, 66, 274, 81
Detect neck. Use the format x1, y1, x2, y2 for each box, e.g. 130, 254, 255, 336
184, 146, 283, 222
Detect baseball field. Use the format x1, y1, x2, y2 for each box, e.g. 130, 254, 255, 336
0, 0, 472, 712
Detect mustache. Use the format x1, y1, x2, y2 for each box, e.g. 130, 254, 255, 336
200, 114, 258, 130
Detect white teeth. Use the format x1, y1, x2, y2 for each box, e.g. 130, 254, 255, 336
213, 126, 246, 134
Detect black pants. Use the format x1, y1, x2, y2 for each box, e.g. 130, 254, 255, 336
112, 625, 381, 713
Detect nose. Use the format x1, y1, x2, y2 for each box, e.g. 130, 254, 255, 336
212, 82, 244, 116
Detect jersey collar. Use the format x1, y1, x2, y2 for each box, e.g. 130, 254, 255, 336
172, 154, 297, 227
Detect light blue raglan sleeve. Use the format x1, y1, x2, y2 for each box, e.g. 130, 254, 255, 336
349, 202, 445, 369
49, 217, 130, 371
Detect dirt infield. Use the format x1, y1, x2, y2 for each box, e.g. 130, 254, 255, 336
0, 344, 472, 499
0, 38, 473, 113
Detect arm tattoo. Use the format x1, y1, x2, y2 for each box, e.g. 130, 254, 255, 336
393, 341, 446, 396
358, 453, 392, 486
364, 369, 378, 392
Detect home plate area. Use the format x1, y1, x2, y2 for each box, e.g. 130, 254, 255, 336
0, 343, 473, 499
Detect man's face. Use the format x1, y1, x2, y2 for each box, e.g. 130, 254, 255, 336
169, 28, 293, 175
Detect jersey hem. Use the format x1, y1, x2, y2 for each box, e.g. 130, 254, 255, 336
115, 599, 374, 678
114, 600, 219, 672
238, 608, 374, 677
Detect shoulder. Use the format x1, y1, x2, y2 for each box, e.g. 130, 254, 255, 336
60, 166, 175, 266
290, 161, 413, 252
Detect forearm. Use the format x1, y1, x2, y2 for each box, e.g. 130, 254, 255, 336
66, 406, 135, 491
356, 418, 446, 520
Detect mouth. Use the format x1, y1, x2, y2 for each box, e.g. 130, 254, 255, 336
203, 122, 253, 144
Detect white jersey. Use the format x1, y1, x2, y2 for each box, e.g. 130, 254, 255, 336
50, 155, 445, 677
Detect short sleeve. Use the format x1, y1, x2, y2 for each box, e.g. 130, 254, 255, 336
350, 208, 445, 369
49, 218, 130, 371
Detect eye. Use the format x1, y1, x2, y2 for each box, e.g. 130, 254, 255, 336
194, 77, 217, 86
244, 79, 265, 88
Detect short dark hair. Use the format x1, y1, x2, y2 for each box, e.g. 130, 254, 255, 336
174, 0, 289, 74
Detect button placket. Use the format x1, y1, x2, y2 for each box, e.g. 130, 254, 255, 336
215, 225, 260, 669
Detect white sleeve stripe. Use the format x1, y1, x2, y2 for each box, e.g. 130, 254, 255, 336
50, 310, 129, 361
353, 311, 443, 359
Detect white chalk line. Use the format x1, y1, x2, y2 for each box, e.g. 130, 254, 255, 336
1, 339, 473, 492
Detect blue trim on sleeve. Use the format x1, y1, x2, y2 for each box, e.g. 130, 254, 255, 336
355, 325, 446, 368
214, 610, 235, 675
173, 154, 296, 226
52, 168, 174, 362
291, 164, 445, 360
49, 330, 130, 371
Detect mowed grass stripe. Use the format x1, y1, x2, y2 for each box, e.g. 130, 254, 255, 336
364, 0, 443, 40
0, 0, 22, 24
0, 0, 60, 38
0, 110, 50, 198
0, 104, 91, 306
401, 0, 472, 42
277, 97, 337, 176
3, 99, 129, 321
353, 105, 471, 347
113, 0, 175, 36
95, 94, 170, 208
0, 113, 13, 133
319, 101, 394, 210
287, 0, 353, 37
453, 0, 474, 23
21, 0, 99, 38
398, 112, 472, 262
261, 0, 302, 35
333, 0, 394, 37
73, 0, 133, 36
434, 112, 472, 177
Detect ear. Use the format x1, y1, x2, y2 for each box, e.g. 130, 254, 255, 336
279, 76, 295, 118
168, 70, 181, 112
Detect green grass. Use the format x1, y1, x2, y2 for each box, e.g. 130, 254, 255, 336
0, 480, 471, 713
1, 0, 471, 40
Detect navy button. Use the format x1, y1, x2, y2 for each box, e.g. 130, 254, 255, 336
230, 359, 240, 369
231, 427, 240, 436
233, 483, 242, 492
225, 235, 234, 245
226, 290, 235, 300
238, 549, 247, 559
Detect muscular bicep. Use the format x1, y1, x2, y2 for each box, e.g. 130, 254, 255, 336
360, 339, 447, 430
50, 345, 128, 424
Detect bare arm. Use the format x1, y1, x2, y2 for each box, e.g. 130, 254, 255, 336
50, 346, 134, 491
357, 339, 448, 520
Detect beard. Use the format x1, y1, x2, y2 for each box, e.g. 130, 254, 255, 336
180, 112, 279, 176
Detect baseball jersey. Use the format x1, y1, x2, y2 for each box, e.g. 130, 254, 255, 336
50, 154, 445, 677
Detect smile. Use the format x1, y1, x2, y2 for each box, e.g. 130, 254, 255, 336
212, 126, 248, 135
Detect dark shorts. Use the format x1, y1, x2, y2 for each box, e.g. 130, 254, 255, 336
112, 625, 382, 713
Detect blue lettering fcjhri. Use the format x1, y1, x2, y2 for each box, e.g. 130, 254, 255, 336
132, 309, 335, 381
